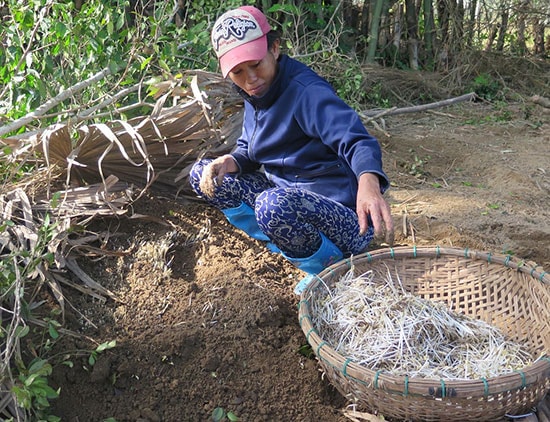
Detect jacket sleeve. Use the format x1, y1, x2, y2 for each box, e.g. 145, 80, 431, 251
230, 104, 262, 174
293, 81, 390, 192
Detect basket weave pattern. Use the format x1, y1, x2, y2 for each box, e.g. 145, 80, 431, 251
298, 246, 550, 421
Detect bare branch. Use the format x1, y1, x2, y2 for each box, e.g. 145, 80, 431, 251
360, 92, 477, 121
0, 67, 114, 138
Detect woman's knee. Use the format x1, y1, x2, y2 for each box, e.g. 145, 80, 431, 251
255, 187, 296, 214
188, 159, 211, 193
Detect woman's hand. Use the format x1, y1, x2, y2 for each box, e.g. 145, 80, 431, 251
199, 154, 239, 198
356, 173, 394, 245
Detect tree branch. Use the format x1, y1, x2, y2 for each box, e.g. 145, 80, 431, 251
0, 67, 113, 138
360, 92, 477, 121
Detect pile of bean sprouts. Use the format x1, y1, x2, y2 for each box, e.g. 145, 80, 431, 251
310, 269, 534, 380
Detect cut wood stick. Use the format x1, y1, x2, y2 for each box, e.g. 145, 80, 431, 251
360, 92, 477, 121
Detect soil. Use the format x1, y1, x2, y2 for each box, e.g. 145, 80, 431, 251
47, 100, 549, 422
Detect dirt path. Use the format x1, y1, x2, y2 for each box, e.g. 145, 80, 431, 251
48, 102, 549, 421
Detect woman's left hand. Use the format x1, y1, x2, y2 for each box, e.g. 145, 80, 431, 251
356, 173, 394, 245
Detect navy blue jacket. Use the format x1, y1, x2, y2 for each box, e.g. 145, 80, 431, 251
231, 54, 389, 209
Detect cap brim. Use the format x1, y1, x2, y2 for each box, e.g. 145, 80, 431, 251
219, 36, 268, 78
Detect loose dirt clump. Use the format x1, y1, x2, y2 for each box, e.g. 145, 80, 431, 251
47, 101, 549, 421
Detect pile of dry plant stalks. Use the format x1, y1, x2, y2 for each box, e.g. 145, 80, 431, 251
310, 269, 534, 380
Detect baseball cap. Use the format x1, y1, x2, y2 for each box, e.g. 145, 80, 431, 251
211, 6, 272, 78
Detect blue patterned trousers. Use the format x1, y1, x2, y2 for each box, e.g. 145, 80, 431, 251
189, 159, 374, 258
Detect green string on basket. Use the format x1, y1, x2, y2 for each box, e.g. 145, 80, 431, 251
403, 375, 409, 397
373, 370, 382, 389
481, 377, 489, 396
440, 379, 447, 398
515, 370, 526, 389
342, 358, 351, 377
305, 327, 316, 343
316, 341, 327, 358
298, 313, 311, 327
505, 255, 512, 266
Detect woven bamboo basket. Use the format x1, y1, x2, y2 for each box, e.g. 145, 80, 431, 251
298, 246, 550, 421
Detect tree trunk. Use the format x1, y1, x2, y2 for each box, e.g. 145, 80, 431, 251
485, 25, 498, 51
452, 0, 465, 51
437, 0, 450, 46
405, 0, 419, 69
495, 3, 509, 51
515, 0, 529, 54
393, 2, 403, 49
366, 0, 386, 62
465, 0, 478, 47
379, 0, 391, 50
423, 0, 435, 65
533, 17, 546, 56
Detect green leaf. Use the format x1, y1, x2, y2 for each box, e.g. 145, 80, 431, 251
227, 411, 239, 421
96, 339, 117, 352
15, 325, 30, 338
55, 22, 68, 38
107, 20, 114, 35
48, 322, 59, 339
116, 13, 125, 31
212, 407, 225, 422
28, 358, 48, 375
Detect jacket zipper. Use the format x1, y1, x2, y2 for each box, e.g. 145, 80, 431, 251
249, 107, 259, 162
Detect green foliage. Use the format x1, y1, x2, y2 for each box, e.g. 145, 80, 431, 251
334, 63, 368, 111
297, 343, 314, 359
0, 214, 64, 419
469, 73, 502, 101
88, 340, 117, 366
403, 152, 430, 178
212, 407, 239, 422
0, 0, 246, 136
11, 358, 60, 421
366, 82, 391, 108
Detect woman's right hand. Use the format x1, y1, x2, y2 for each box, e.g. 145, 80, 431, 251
199, 154, 239, 197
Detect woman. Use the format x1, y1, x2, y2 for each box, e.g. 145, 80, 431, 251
189, 6, 393, 291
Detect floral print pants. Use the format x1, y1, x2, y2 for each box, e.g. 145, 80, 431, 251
189, 159, 374, 258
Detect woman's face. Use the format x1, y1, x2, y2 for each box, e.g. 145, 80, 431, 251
228, 41, 280, 97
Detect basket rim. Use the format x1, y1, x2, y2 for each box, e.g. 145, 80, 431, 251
311, 245, 550, 287
298, 245, 550, 399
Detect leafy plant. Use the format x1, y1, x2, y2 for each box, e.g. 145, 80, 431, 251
469, 73, 501, 101
403, 152, 430, 178
11, 358, 60, 421
88, 340, 117, 366
297, 343, 315, 359
212, 406, 239, 421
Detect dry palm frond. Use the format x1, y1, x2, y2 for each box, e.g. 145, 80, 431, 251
1, 70, 243, 201
1, 181, 126, 304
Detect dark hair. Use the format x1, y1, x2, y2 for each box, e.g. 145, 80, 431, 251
267, 30, 281, 49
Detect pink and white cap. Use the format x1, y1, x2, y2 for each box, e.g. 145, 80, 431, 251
211, 6, 271, 78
